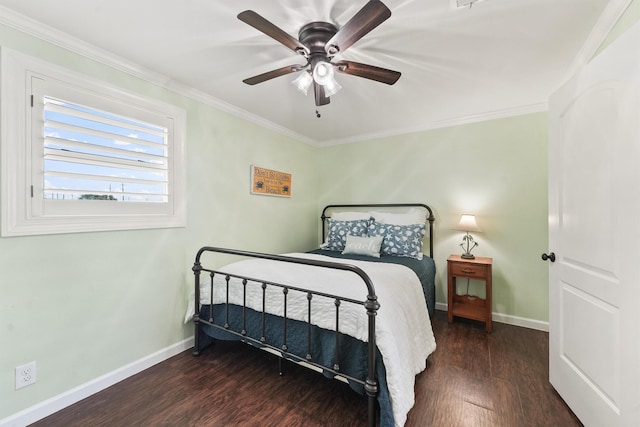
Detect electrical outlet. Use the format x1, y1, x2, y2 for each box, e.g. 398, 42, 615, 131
15, 361, 36, 390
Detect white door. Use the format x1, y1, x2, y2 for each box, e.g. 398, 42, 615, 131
548, 22, 640, 426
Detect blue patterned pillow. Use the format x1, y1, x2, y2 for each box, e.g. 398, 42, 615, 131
367, 221, 427, 259
323, 219, 369, 251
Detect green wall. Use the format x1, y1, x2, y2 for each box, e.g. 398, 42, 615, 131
0, 24, 318, 419
317, 113, 550, 321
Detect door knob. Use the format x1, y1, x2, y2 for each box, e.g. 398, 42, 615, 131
541, 252, 556, 262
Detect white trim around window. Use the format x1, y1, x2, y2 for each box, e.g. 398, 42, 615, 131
1, 48, 187, 236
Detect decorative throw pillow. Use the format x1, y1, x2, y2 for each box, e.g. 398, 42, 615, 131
342, 234, 384, 258
322, 219, 369, 251
367, 221, 427, 259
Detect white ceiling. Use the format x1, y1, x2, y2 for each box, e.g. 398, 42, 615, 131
0, 0, 626, 145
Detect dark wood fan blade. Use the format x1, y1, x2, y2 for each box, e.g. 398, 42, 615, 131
334, 60, 400, 85
314, 82, 330, 106
238, 10, 310, 56
324, 1, 391, 55
243, 65, 305, 85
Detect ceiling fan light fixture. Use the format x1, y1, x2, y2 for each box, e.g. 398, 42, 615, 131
323, 77, 342, 97
238, 3, 400, 106
292, 71, 313, 95
312, 61, 334, 85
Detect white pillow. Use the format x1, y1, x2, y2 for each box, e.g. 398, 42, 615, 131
342, 234, 384, 258
331, 211, 371, 221
369, 208, 427, 225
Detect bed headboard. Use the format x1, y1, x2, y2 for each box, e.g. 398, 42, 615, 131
321, 203, 435, 259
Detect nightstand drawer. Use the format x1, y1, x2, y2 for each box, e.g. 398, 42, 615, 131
449, 261, 488, 279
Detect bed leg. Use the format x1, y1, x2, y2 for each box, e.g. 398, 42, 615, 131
192, 314, 201, 356
278, 357, 284, 376
192, 260, 202, 357
368, 396, 376, 427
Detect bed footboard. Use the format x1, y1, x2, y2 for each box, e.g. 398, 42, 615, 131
191, 246, 380, 427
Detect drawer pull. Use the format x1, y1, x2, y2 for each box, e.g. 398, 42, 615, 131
461, 268, 475, 274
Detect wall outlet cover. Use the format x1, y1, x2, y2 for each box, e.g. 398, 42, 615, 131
15, 361, 37, 389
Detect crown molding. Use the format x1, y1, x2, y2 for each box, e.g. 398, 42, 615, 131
0, 6, 315, 146
0, 6, 160, 84
318, 101, 548, 147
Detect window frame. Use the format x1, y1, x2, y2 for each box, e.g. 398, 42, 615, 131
1, 48, 187, 236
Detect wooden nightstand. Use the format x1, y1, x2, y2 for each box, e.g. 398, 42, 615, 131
447, 254, 493, 332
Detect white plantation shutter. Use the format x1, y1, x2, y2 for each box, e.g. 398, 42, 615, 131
42, 97, 169, 203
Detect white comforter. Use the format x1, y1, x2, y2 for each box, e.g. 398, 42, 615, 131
188, 252, 436, 427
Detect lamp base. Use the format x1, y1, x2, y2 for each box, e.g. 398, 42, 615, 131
461, 253, 475, 259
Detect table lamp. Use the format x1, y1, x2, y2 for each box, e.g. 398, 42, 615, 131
457, 214, 481, 259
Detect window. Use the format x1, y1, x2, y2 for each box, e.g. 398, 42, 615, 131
42, 98, 169, 204
1, 49, 186, 236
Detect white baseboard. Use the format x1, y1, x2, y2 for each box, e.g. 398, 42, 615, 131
434, 303, 549, 332
0, 337, 195, 427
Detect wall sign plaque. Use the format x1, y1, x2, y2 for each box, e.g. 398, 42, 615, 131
250, 165, 292, 197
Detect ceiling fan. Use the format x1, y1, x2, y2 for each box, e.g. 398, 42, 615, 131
238, 0, 401, 107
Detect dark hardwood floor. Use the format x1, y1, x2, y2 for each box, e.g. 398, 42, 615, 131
31, 311, 582, 426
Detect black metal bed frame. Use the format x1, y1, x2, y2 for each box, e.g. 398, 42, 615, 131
192, 203, 435, 427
